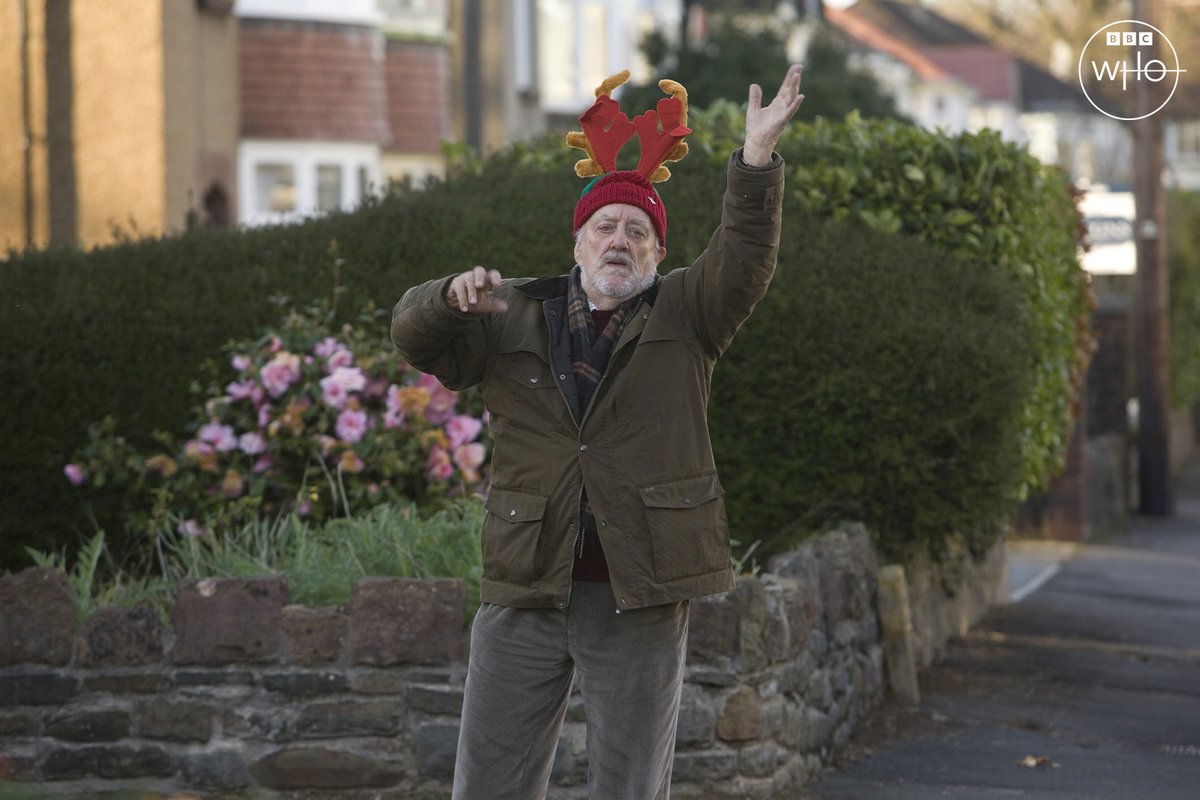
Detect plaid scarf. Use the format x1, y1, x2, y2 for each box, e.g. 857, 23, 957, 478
567, 266, 639, 418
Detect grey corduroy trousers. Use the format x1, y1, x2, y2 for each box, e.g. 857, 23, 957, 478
451, 581, 690, 800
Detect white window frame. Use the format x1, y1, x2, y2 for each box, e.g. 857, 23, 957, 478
239, 140, 381, 227
235, 0, 381, 25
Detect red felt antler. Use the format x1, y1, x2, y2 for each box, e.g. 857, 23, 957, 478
566, 72, 691, 183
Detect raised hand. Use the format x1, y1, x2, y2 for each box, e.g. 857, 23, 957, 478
446, 266, 509, 314
743, 65, 805, 167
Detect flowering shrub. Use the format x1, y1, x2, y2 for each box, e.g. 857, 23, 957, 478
66, 300, 490, 538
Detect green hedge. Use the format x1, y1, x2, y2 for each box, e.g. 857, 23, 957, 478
1, 115, 1084, 567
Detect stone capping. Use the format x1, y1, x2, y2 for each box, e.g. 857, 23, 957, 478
0, 525, 1005, 798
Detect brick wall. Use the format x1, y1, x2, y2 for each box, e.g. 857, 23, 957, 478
0, 526, 1006, 799
385, 40, 451, 154
240, 19, 389, 144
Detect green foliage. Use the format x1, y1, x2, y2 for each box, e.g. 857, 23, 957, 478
23, 532, 171, 624
775, 113, 1091, 498
622, 21, 902, 123
2, 105, 1085, 570
1169, 191, 1200, 408
712, 213, 1033, 562
157, 498, 485, 621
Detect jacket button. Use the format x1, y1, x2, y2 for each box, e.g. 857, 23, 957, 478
620, 597, 628, 605
509, 509, 517, 517
579, 444, 588, 452
682, 497, 691, 504
529, 377, 539, 384
600, 520, 607, 527
559, 373, 567, 380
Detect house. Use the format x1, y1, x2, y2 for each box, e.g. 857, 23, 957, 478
825, 0, 1133, 187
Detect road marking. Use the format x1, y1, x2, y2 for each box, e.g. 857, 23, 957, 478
1010, 562, 1061, 604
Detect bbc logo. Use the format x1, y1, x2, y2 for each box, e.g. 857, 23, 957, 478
1107, 31, 1154, 45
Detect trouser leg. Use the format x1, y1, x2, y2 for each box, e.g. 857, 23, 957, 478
452, 602, 574, 800
569, 582, 689, 800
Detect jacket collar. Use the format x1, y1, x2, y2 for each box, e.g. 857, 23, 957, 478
516, 271, 661, 306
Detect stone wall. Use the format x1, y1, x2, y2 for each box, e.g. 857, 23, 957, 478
0, 525, 1003, 799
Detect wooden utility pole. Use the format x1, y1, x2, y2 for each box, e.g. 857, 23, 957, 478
1132, 0, 1173, 514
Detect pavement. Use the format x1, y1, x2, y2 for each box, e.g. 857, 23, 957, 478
795, 459, 1200, 800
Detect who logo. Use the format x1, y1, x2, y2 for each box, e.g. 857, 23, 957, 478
1078, 20, 1186, 120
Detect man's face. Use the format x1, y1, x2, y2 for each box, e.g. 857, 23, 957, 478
575, 203, 666, 309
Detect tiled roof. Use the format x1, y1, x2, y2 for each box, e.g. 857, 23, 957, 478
925, 46, 1015, 102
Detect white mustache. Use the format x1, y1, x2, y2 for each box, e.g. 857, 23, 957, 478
601, 250, 634, 267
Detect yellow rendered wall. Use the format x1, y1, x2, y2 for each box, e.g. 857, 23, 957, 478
163, 6, 239, 233
0, 1, 49, 253
71, 0, 167, 247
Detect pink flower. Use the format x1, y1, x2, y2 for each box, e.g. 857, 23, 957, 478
320, 367, 367, 409
446, 415, 483, 449
418, 373, 458, 424
454, 442, 487, 482
426, 447, 454, 481
313, 337, 340, 358
257, 403, 272, 429
267, 336, 283, 354
261, 352, 301, 397
253, 454, 273, 474
178, 519, 204, 538
231, 354, 251, 372
198, 422, 238, 453
336, 409, 368, 443
239, 431, 266, 455
226, 379, 255, 401
328, 349, 353, 370
454, 442, 487, 471
339, 450, 365, 474
384, 407, 406, 429
297, 500, 311, 518
63, 463, 85, 486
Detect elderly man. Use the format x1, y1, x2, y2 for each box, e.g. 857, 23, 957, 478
391, 64, 805, 800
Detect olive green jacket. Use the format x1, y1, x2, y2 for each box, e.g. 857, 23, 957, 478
391, 151, 785, 611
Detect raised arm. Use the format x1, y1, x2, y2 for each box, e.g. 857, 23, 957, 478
742, 64, 805, 167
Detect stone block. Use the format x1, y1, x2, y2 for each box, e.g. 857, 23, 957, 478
293, 699, 404, 738
675, 683, 716, 747
0, 568, 75, 666
76, 605, 163, 667
41, 745, 173, 779
44, 709, 131, 742
222, 706, 286, 739
729, 578, 770, 672
416, 721, 461, 780
716, 687, 762, 742
173, 669, 258, 687
263, 671, 348, 695
0, 711, 35, 735
84, 672, 167, 694
250, 747, 405, 789
351, 669, 410, 695
349, 578, 465, 666
687, 667, 737, 687
170, 576, 286, 665
687, 594, 739, 663
182, 747, 252, 790
672, 749, 737, 782
0, 672, 79, 706
814, 528, 876, 634
139, 699, 212, 742
738, 743, 783, 777
283, 604, 344, 665
408, 684, 464, 716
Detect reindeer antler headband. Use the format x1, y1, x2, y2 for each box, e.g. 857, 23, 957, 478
565, 70, 691, 183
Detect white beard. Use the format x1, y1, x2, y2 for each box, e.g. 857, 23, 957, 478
584, 250, 654, 301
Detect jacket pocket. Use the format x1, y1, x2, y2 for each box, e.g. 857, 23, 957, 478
639, 473, 730, 583
482, 486, 548, 585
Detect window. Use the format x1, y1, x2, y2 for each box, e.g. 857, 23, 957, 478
317, 165, 342, 212
255, 164, 296, 214
240, 141, 380, 226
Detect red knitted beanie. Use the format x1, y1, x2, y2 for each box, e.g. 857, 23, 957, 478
573, 170, 667, 246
